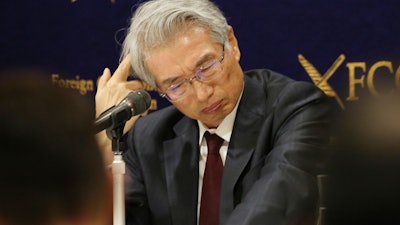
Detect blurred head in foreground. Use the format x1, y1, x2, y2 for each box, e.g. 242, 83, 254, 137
0, 69, 110, 225
326, 93, 400, 225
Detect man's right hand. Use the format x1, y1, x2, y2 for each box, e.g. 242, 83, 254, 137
95, 55, 146, 165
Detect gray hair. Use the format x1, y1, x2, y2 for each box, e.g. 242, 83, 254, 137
121, 0, 229, 89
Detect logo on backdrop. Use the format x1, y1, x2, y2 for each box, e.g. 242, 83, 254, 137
299, 54, 400, 110
299, 54, 345, 109
49, 54, 400, 112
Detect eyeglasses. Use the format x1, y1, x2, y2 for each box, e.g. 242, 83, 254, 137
160, 45, 225, 101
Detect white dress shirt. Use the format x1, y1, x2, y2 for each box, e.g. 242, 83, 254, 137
196, 90, 243, 224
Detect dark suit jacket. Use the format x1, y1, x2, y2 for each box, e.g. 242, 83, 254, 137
124, 69, 332, 225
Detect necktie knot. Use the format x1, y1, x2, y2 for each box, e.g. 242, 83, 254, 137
205, 132, 224, 155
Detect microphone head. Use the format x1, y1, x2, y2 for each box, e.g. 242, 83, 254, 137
126, 90, 151, 115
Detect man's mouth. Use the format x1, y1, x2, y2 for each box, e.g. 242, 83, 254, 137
202, 100, 223, 114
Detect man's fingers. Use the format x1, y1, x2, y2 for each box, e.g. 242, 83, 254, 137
126, 80, 145, 91
98, 68, 111, 90
112, 55, 132, 82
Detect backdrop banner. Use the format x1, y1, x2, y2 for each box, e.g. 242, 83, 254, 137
1, 0, 399, 112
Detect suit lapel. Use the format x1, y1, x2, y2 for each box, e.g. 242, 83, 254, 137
163, 117, 199, 225
220, 76, 268, 224
161, 76, 269, 225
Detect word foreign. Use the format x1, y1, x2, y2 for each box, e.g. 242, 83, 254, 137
51, 74, 94, 95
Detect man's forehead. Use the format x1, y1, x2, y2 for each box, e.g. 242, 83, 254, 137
145, 40, 217, 70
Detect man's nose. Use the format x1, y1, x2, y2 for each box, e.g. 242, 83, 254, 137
191, 79, 213, 102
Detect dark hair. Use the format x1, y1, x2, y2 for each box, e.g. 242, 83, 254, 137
0, 69, 108, 225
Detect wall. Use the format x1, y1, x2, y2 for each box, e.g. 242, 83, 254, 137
1, 0, 399, 112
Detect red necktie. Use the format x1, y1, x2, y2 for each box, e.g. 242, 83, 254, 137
199, 132, 224, 225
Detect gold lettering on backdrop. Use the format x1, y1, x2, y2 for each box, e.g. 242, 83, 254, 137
51, 74, 94, 95
346, 62, 366, 101
367, 61, 393, 96
298, 54, 345, 109
347, 61, 397, 100
300, 54, 400, 109
150, 99, 158, 111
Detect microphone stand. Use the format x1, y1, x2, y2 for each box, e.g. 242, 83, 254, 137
95, 90, 150, 225
107, 125, 126, 225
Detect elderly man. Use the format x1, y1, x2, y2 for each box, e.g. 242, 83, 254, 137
95, 0, 331, 224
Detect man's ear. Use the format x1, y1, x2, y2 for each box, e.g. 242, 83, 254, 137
227, 25, 241, 61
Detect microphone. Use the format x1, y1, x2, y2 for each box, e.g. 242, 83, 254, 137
94, 90, 151, 134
